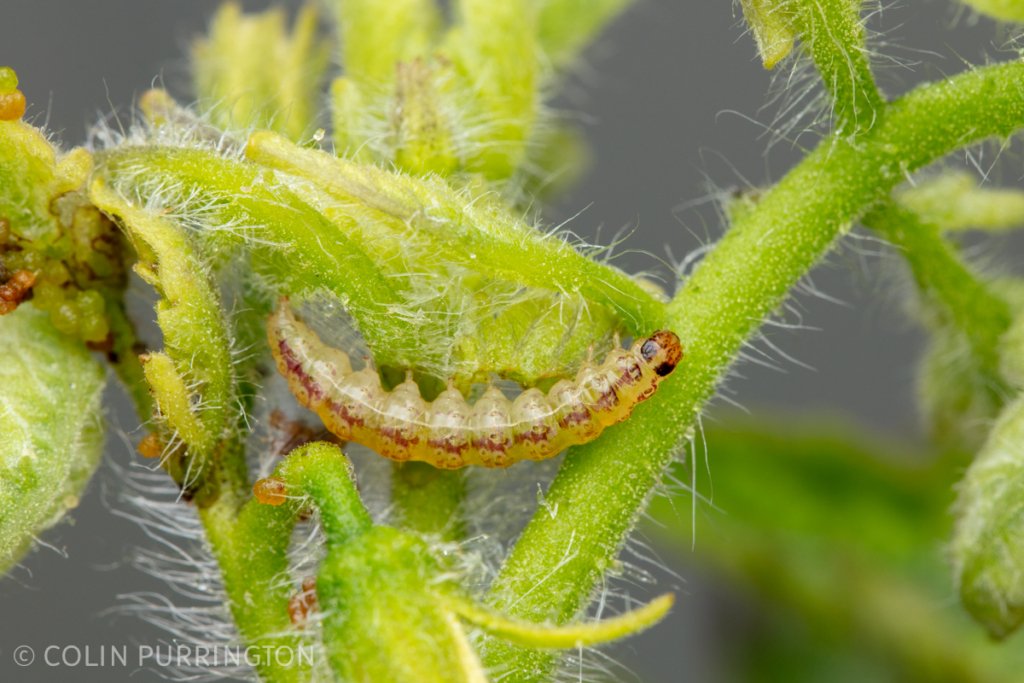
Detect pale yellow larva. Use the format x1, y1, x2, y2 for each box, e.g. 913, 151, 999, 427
267, 302, 682, 468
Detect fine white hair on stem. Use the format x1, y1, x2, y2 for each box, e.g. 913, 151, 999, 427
104, 453, 252, 681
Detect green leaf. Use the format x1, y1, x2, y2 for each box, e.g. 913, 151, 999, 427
0, 120, 68, 245
645, 418, 1011, 682
445, 0, 538, 178
192, 3, 330, 141
245, 131, 666, 335
0, 304, 106, 573
330, 0, 440, 84
534, 0, 634, 68
897, 172, 1024, 233
739, 0, 796, 69
952, 395, 1024, 639
90, 179, 243, 503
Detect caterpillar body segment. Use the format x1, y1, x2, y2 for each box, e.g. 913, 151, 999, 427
268, 303, 682, 468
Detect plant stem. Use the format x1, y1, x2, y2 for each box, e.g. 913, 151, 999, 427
199, 491, 308, 683
199, 443, 372, 683
865, 201, 1013, 392
273, 442, 373, 549
391, 463, 467, 541
791, 0, 883, 132
481, 60, 1024, 678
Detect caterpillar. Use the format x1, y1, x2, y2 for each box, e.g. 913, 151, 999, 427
268, 302, 682, 468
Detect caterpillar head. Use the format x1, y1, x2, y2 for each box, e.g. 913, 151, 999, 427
640, 331, 683, 377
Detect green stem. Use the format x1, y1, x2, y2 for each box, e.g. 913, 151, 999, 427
200, 491, 307, 683
198, 443, 371, 683
273, 442, 373, 549
791, 0, 883, 132
481, 60, 1024, 678
865, 201, 1013, 391
391, 463, 467, 541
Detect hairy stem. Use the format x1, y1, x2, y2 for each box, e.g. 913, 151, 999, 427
865, 201, 1013, 392
199, 443, 371, 683
481, 60, 1024, 678
896, 172, 1024, 232
791, 0, 883, 132
272, 442, 373, 549
199, 492, 307, 683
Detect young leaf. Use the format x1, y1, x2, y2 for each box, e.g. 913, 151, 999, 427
952, 396, 1024, 639
193, 3, 330, 140
0, 305, 106, 573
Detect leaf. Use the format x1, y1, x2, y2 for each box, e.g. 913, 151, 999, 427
192, 3, 330, 141
956, 0, 1024, 22
0, 304, 106, 573
952, 396, 1024, 639
739, 0, 796, 69
645, 417, 1013, 682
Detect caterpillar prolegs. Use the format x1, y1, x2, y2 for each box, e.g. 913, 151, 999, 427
268, 303, 682, 468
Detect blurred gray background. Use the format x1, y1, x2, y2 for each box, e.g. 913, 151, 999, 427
0, 1, 1018, 681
